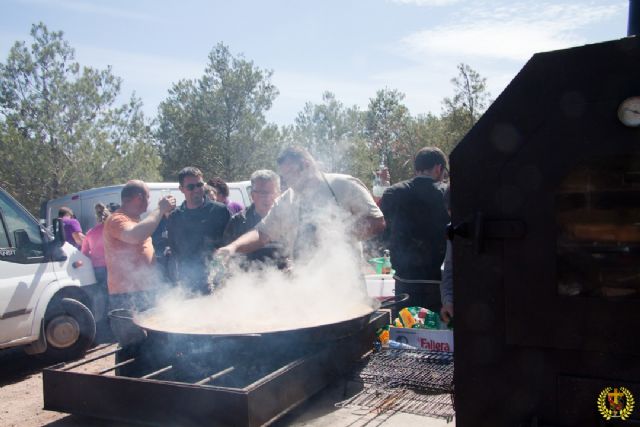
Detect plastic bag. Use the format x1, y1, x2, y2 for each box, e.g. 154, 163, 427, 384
393, 306, 440, 329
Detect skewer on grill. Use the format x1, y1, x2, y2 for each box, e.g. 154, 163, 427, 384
142, 365, 173, 379
195, 366, 235, 385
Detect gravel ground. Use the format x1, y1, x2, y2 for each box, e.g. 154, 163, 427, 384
0, 345, 65, 426
0, 331, 141, 427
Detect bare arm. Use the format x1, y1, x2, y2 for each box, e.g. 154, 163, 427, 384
340, 176, 387, 242
72, 231, 85, 247
118, 197, 175, 245
80, 234, 91, 256
353, 216, 386, 241
217, 228, 271, 256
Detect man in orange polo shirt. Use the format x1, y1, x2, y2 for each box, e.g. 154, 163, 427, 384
104, 180, 176, 311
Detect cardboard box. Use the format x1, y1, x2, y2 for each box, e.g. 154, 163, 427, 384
389, 327, 454, 352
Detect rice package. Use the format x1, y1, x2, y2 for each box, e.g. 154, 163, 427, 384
376, 325, 390, 344
393, 306, 440, 329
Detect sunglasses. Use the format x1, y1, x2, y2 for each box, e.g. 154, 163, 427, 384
185, 182, 205, 191
252, 190, 276, 196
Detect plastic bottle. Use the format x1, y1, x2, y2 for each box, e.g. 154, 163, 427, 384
381, 249, 392, 275
388, 339, 417, 350
372, 162, 390, 199
379, 163, 390, 187
208, 254, 227, 288
372, 172, 384, 198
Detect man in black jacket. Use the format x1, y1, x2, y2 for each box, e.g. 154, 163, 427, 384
223, 169, 287, 269
380, 147, 449, 313
167, 167, 230, 295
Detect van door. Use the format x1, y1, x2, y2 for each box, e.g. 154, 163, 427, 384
0, 191, 56, 345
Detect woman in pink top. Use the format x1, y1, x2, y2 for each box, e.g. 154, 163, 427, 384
81, 203, 110, 322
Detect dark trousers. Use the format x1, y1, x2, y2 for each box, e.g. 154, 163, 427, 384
394, 279, 442, 316
108, 290, 157, 313
92, 267, 108, 321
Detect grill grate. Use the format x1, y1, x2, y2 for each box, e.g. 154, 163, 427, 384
355, 348, 453, 392
337, 348, 455, 421
338, 388, 454, 422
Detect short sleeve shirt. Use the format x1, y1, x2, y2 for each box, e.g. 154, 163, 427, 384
81, 223, 106, 268
166, 200, 231, 285
62, 217, 82, 248
257, 173, 382, 258
103, 212, 156, 295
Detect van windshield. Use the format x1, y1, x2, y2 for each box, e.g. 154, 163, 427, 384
0, 190, 44, 255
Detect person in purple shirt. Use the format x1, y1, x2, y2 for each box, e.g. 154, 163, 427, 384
58, 206, 85, 248
207, 177, 244, 215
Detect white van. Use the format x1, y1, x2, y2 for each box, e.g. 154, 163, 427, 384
0, 187, 99, 360
43, 181, 252, 232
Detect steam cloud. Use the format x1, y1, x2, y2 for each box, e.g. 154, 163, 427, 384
142, 202, 375, 334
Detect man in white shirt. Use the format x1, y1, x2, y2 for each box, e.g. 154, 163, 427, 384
218, 146, 385, 262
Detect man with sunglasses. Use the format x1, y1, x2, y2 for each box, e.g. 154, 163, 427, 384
166, 167, 231, 295
379, 146, 450, 315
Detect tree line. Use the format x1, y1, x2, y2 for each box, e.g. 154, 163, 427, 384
0, 23, 492, 214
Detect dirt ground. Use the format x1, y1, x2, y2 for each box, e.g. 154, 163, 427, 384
0, 333, 141, 427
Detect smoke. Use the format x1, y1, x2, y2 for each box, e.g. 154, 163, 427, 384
143, 201, 375, 334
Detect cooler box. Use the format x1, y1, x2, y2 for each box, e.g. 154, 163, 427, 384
389, 327, 454, 352
365, 274, 395, 300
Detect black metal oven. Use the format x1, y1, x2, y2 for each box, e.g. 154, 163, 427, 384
450, 34, 640, 426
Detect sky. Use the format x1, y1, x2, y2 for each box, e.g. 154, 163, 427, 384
0, 0, 630, 126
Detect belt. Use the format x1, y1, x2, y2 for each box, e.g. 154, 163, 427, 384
393, 276, 441, 285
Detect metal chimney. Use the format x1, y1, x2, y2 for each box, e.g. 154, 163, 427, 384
629, 0, 640, 36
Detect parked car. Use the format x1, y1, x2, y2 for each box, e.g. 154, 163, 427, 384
0, 187, 99, 360
42, 181, 252, 232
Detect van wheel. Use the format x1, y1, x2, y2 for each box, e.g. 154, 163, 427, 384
43, 298, 96, 361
